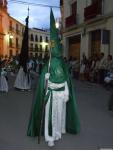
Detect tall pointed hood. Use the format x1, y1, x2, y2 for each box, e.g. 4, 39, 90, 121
50, 8, 62, 57
19, 16, 29, 73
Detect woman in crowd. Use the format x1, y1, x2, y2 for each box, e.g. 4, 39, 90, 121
0, 66, 8, 92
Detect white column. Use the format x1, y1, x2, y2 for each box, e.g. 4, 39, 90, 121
80, 32, 89, 61
63, 37, 68, 58
101, 30, 109, 58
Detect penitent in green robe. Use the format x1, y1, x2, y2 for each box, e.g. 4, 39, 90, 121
27, 57, 80, 137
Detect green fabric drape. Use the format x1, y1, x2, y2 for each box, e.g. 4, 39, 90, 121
27, 57, 80, 137
27, 9, 80, 138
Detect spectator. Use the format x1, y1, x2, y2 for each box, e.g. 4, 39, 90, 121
79, 53, 87, 81
98, 52, 106, 84
105, 54, 113, 75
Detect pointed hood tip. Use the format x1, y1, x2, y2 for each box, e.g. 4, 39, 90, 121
50, 8, 62, 58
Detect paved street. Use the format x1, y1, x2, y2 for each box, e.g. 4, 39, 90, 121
0, 75, 113, 150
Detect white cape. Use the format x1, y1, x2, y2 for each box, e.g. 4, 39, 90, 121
14, 67, 31, 90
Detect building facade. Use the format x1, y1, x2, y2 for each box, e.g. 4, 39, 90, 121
0, 0, 24, 58
61, 0, 113, 60
0, 0, 9, 57
8, 16, 24, 57
29, 28, 50, 58
0, 0, 50, 58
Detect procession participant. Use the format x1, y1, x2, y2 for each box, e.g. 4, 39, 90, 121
27, 9, 80, 147
14, 15, 31, 91
0, 67, 8, 92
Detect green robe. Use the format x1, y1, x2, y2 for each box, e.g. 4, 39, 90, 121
27, 57, 80, 137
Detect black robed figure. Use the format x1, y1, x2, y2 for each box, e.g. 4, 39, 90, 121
14, 14, 31, 90
19, 16, 29, 73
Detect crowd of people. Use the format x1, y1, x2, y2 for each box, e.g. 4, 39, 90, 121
1, 52, 113, 93
0, 52, 113, 145
0, 54, 49, 92
68, 52, 113, 87
0, 52, 113, 146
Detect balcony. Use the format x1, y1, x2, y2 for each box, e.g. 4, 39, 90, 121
65, 14, 76, 28
29, 47, 38, 52
9, 43, 15, 48
84, 0, 102, 21
9, 26, 15, 32
16, 30, 21, 35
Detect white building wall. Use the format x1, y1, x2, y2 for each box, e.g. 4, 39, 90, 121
103, 0, 113, 15
63, 37, 68, 57
105, 17, 113, 56
80, 33, 89, 59
29, 28, 50, 57
63, 0, 71, 18
8, 16, 24, 57
63, 0, 71, 28
63, 0, 92, 26
62, 0, 113, 60
77, 0, 86, 24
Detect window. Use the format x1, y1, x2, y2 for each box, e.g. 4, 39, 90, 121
40, 36, 42, 42
40, 45, 42, 51
91, 30, 101, 41
45, 45, 48, 51
35, 35, 38, 42
9, 49, 13, 57
16, 24, 19, 32
46, 36, 48, 42
30, 34, 34, 41
9, 38, 13, 47
9, 21, 13, 31
16, 38, 18, 48
35, 53, 38, 57
35, 44, 38, 51
102, 30, 110, 44
30, 43, 33, 51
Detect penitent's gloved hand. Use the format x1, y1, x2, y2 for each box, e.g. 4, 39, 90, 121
45, 73, 50, 80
